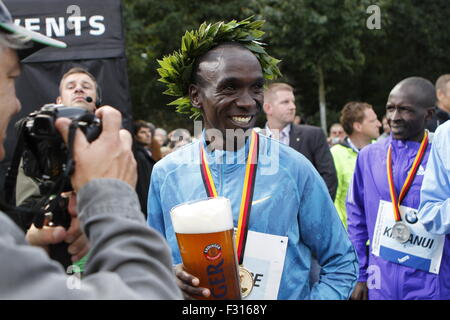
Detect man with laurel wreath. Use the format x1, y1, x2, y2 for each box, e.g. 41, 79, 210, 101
147, 18, 358, 300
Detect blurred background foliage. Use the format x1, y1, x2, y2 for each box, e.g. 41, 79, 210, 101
123, 0, 450, 133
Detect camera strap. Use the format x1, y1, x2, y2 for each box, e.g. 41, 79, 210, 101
65, 120, 78, 176
31, 122, 78, 228
0, 119, 51, 226
1, 118, 82, 230
4, 119, 27, 205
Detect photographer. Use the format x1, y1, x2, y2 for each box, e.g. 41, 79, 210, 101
0, 0, 181, 299
16, 67, 99, 207
14, 67, 101, 268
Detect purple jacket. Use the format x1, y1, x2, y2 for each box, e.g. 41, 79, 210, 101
346, 136, 450, 300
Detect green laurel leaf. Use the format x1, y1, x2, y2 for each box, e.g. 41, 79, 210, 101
156, 17, 281, 118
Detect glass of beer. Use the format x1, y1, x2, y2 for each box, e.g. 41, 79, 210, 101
170, 197, 241, 300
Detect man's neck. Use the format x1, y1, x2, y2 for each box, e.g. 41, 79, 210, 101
348, 133, 372, 150
392, 130, 426, 143
437, 102, 450, 114
267, 119, 289, 131
408, 130, 426, 143
204, 129, 249, 152
136, 141, 148, 148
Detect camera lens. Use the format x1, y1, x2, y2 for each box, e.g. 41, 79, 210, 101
32, 116, 56, 137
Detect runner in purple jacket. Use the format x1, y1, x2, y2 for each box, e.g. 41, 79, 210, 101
347, 77, 450, 300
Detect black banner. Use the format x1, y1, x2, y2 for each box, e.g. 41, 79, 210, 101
1, 0, 132, 189
4, 0, 125, 62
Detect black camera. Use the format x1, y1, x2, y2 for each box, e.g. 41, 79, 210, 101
2, 105, 102, 269
21, 104, 102, 185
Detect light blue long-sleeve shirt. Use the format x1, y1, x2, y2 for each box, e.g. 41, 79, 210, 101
147, 133, 358, 300
419, 120, 450, 235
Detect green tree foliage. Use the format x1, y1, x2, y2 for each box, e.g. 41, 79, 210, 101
123, 0, 450, 132
251, 0, 372, 132
360, 0, 450, 114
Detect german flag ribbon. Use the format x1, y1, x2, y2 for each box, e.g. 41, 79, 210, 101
386, 131, 428, 222
200, 145, 218, 198
199, 130, 259, 264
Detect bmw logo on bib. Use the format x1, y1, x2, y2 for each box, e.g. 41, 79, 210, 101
405, 209, 418, 225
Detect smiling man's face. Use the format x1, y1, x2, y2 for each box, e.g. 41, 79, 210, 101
190, 45, 264, 136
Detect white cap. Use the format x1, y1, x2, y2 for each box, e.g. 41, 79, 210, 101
0, 0, 66, 59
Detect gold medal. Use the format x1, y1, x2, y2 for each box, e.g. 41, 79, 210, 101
239, 266, 254, 298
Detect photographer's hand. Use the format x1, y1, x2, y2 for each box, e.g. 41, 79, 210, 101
55, 106, 137, 192
25, 223, 66, 253
25, 192, 89, 263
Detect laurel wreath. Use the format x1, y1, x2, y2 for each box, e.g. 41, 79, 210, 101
156, 17, 282, 119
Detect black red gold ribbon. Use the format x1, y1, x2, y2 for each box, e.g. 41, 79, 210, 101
200, 130, 259, 264
200, 146, 218, 198
386, 131, 428, 221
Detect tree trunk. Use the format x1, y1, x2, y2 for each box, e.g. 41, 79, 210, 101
317, 64, 327, 134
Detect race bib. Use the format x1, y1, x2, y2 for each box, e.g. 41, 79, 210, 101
240, 230, 288, 300
372, 200, 445, 274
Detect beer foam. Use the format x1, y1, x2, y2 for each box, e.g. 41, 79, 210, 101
171, 198, 234, 234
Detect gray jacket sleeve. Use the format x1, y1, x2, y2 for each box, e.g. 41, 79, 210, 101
0, 178, 182, 299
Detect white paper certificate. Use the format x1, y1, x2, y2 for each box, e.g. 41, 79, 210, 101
241, 230, 288, 300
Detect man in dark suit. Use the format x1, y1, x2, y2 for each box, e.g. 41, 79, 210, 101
263, 83, 337, 200
133, 120, 157, 218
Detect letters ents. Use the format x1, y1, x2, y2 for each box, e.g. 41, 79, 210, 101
14, 13, 106, 38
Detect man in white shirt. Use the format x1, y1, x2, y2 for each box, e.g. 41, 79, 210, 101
263, 82, 337, 200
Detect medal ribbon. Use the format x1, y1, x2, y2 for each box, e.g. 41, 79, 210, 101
199, 130, 259, 265
200, 146, 218, 198
386, 131, 428, 221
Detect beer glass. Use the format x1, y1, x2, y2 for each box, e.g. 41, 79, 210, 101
170, 197, 242, 300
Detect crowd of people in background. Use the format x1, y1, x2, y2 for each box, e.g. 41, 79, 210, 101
133, 123, 194, 160
2, 3, 450, 300
136, 74, 450, 300
54, 70, 450, 301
